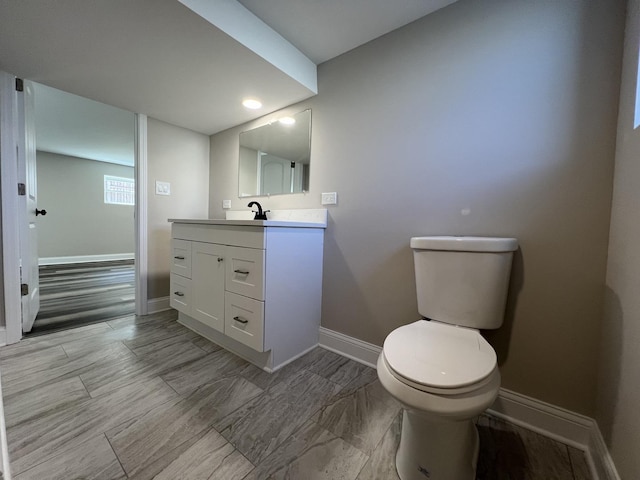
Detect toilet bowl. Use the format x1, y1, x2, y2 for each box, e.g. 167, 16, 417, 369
377, 236, 517, 480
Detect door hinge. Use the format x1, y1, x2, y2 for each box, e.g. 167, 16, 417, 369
18, 183, 26, 196
21, 283, 29, 296
15, 78, 24, 92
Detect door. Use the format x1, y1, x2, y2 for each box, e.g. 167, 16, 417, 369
17, 79, 40, 332
260, 154, 291, 195
191, 241, 225, 332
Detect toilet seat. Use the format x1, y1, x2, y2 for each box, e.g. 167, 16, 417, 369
383, 320, 497, 395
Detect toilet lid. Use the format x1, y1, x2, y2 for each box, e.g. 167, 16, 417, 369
383, 320, 497, 389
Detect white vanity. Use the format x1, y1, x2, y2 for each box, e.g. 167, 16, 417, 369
168, 209, 326, 372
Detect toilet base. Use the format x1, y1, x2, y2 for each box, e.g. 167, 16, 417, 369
395, 410, 479, 480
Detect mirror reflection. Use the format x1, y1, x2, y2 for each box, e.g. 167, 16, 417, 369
238, 109, 311, 197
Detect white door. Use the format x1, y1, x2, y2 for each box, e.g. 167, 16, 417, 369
191, 241, 225, 332
17, 79, 40, 333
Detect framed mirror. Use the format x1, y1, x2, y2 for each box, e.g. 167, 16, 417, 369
238, 109, 311, 197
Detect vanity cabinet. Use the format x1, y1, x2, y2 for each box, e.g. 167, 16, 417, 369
169, 220, 325, 371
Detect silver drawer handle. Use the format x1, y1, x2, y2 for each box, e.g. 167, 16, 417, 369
234, 269, 249, 275
174, 291, 185, 297
233, 316, 248, 324
174, 255, 185, 260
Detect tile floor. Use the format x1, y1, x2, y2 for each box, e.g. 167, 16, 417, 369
0, 310, 592, 479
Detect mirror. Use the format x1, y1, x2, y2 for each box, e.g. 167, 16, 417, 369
238, 109, 311, 197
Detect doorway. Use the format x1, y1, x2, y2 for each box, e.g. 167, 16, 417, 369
27, 83, 136, 335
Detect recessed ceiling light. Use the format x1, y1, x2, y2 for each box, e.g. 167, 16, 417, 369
242, 98, 262, 109
278, 116, 296, 125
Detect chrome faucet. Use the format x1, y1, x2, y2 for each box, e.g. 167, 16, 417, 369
247, 201, 269, 220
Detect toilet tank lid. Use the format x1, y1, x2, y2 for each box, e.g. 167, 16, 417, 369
410, 236, 518, 252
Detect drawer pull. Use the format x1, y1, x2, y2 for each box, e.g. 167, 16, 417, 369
217, 257, 224, 263
233, 316, 248, 324
234, 269, 250, 275
174, 291, 185, 297
174, 255, 185, 260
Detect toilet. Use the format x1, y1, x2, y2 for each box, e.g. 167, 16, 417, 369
377, 236, 518, 480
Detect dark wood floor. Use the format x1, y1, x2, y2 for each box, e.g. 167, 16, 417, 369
0, 310, 592, 480
30, 260, 135, 335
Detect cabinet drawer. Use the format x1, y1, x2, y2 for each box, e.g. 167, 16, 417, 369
224, 292, 265, 352
170, 273, 192, 315
225, 246, 265, 300
171, 239, 192, 278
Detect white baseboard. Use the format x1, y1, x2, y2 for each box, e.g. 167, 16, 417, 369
318, 326, 381, 368
39, 253, 134, 266
0, 327, 6, 347
317, 326, 620, 480
147, 297, 170, 314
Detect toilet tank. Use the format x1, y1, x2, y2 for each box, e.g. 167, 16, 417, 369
411, 236, 518, 330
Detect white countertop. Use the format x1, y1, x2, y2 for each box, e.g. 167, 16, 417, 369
168, 218, 326, 228
169, 208, 328, 228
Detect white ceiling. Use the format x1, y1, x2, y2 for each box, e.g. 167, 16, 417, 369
0, 0, 457, 160
236, 0, 459, 64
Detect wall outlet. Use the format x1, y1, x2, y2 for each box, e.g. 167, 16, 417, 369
155, 181, 171, 196
321, 192, 338, 205
222, 199, 232, 209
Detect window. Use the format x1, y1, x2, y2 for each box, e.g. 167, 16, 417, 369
104, 175, 134, 205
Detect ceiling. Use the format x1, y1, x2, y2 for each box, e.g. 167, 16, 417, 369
0, 0, 457, 156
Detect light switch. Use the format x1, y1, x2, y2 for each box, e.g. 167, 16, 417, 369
321, 192, 337, 205
155, 181, 171, 196
222, 199, 232, 209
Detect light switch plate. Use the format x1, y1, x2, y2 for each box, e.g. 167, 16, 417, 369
155, 181, 171, 196
321, 192, 337, 205
222, 199, 232, 209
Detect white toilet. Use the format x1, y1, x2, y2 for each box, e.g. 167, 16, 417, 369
377, 236, 518, 480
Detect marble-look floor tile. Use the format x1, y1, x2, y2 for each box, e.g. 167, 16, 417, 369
300, 347, 374, 386
214, 369, 342, 465
0, 346, 69, 383
161, 349, 249, 396
2, 341, 135, 398
80, 338, 207, 397
314, 379, 400, 454
151, 428, 254, 480
568, 445, 591, 480
127, 330, 199, 357
243, 419, 368, 480
355, 412, 401, 480
107, 376, 262, 479
14, 433, 126, 480
239, 358, 303, 391
4, 376, 89, 428
192, 336, 222, 353
517, 424, 576, 480
107, 310, 177, 330
8, 376, 179, 475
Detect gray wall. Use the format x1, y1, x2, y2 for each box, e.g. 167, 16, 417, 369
147, 117, 209, 300
36, 151, 134, 258
209, 0, 625, 416
597, 0, 640, 477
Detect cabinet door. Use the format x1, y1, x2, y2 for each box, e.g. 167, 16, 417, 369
191, 241, 226, 332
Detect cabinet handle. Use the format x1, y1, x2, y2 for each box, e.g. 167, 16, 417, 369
233, 316, 248, 324
174, 291, 185, 297
174, 256, 185, 260
217, 257, 224, 263
234, 269, 249, 275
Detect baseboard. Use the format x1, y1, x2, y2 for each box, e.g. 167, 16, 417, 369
318, 326, 381, 368
39, 253, 134, 265
0, 327, 6, 347
317, 326, 620, 480
588, 423, 621, 480
147, 297, 170, 314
